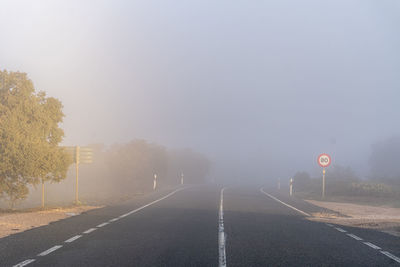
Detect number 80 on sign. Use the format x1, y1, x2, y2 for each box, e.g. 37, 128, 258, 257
318, 153, 331, 168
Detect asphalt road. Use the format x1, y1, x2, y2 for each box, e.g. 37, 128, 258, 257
2, 185, 400, 266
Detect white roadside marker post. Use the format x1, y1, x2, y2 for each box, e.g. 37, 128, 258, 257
153, 174, 157, 190
289, 178, 293, 196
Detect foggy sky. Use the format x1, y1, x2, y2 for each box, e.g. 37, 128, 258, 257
1, 0, 399, 181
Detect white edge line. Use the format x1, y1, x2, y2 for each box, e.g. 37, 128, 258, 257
83, 228, 97, 234
381, 251, 400, 263
260, 188, 311, 217
363, 242, 381, 250
37, 245, 63, 256
326, 223, 334, 227
65, 235, 82, 243
219, 187, 227, 267
109, 218, 119, 222
13, 259, 36, 267
335, 227, 347, 233
97, 222, 109, 228
13, 187, 185, 267
347, 233, 363, 241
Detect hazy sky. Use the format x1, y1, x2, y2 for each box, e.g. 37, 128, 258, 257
1, 1, 399, 180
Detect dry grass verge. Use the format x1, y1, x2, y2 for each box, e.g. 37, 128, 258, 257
0, 205, 101, 239
306, 199, 400, 237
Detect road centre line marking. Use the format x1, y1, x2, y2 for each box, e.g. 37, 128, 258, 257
219, 187, 227, 267
335, 227, 347, 233
65, 235, 82, 243
347, 233, 363, 241
260, 188, 311, 216
97, 222, 109, 228
12, 259, 36, 267
326, 223, 334, 227
109, 218, 119, 222
83, 228, 97, 234
37, 245, 63, 256
363, 242, 381, 250
381, 251, 400, 263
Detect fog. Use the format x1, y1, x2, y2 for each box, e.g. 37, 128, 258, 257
1, 0, 400, 185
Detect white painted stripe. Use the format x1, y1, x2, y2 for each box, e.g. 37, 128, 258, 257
119, 214, 129, 218
335, 227, 347, 233
13, 259, 36, 267
326, 223, 334, 227
381, 251, 400, 263
65, 235, 82, 243
97, 222, 109, 228
363, 242, 381, 250
219, 187, 227, 267
83, 228, 97, 234
109, 218, 119, 222
124, 188, 185, 216
260, 188, 311, 216
347, 233, 363, 241
37, 245, 63, 256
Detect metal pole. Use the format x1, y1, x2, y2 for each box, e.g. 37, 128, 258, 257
75, 146, 80, 204
322, 168, 326, 199
41, 179, 45, 209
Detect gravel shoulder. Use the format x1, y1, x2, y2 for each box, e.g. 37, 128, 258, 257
0, 205, 101, 239
306, 199, 400, 237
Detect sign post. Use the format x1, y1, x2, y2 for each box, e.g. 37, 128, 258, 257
64, 146, 93, 205
317, 153, 331, 199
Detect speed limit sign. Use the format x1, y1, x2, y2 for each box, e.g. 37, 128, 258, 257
317, 153, 331, 168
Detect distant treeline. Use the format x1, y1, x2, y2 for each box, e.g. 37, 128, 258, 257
78, 141, 211, 196
0, 70, 210, 207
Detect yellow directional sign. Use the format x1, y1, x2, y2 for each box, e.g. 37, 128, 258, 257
62, 146, 94, 204
63, 146, 93, 164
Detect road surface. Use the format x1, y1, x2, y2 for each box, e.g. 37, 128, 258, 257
2, 186, 400, 266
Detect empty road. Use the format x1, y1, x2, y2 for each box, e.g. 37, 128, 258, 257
3, 185, 400, 266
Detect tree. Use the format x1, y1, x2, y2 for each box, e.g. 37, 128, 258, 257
369, 135, 400, 183
0, 70, 71, 207
106, 140, 168, 192
293, 171, 311, 191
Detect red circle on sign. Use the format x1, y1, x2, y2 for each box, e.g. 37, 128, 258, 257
317, 153, 331, 168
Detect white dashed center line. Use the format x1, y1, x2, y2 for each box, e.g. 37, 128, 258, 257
335, 227, 347, 233
37, 245, 63, 256
219, 187, 227, 267
65, 235, 82, 243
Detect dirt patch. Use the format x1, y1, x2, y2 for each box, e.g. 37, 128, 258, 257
0, 205, 101, 239
306, 199, 400, 237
